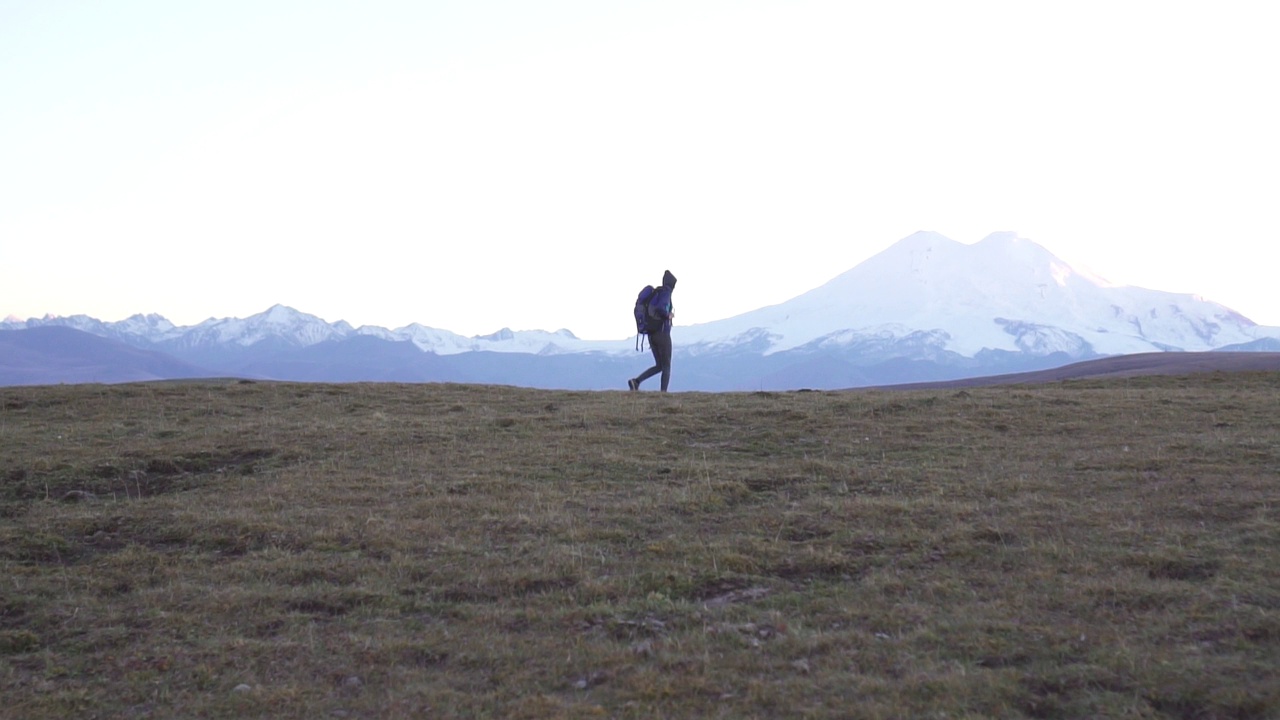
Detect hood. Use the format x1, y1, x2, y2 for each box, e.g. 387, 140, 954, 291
663, 270, 677, 290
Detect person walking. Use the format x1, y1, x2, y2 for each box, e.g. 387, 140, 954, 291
629, 270, 677, 392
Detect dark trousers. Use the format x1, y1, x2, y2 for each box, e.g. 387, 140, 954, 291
636, 331, 672, 391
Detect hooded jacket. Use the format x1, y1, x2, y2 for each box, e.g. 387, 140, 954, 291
648, 270, 677, 333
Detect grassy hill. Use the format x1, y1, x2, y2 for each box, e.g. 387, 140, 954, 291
1, 376, 1277, 718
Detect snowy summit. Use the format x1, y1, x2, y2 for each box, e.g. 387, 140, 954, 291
675, 231, 1271, 358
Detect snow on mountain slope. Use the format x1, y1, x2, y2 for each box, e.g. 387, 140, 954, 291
363, 324, 628, 355
111, 313, 181, 339
463, 328, 628, 355
675, 231, 1275, 356
176, 306, 629, 354
175, 304, 355, 347
2, 305, 629, 356
2, 313, 116, 337
0, 311, 185, 344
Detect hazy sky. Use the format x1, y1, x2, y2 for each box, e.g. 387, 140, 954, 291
3, 1, 1277, 339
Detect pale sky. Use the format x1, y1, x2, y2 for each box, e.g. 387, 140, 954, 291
2, 0, 1277, 340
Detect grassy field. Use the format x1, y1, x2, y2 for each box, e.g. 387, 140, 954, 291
1, 375, 1277, 719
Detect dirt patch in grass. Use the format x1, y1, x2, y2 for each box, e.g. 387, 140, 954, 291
2, 447, 282, 514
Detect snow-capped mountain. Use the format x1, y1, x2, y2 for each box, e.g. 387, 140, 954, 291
674, 231, 1276, 358
359, 323, 626, 356
3, 305, 628, 357
3, 311, 184, 345
5, 231, 1278, 389
169, 304, 355, 348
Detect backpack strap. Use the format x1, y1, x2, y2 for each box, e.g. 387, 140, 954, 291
647, 286, 671, 332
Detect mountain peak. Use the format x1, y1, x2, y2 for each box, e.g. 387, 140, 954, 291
243, 305, 333, 329
895, 230, 960, 250
977, 231, 1023, 244
478, 328, 516, 342
123, 312, 172, 323
261, 304, 302, 321
970, 232, 1065, 268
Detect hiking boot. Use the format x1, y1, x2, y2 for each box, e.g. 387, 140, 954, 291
627, 378, 639, 391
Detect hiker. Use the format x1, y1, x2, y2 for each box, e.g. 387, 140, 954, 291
629, 270, 677, 392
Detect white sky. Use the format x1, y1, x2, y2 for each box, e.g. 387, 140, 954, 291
2, 0, 1277, 340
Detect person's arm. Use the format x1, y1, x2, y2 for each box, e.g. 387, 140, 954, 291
658, 288, 674, 319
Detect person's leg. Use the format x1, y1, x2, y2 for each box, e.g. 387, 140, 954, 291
651, 332, 673, 392
633, 338, 664, 388
634, 364, 660, 385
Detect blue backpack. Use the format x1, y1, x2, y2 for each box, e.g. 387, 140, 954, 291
634, 285, 661, 350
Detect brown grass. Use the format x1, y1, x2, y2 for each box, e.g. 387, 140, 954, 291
893, 351, 1280, 389
1, 375, 1278, 719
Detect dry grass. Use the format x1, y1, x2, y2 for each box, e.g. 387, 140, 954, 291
1, 375, 1277, 719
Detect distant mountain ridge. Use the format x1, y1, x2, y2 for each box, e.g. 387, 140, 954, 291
4, 231, 1278, 389
4, 303, 616, 357
0, 326, 216, 385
